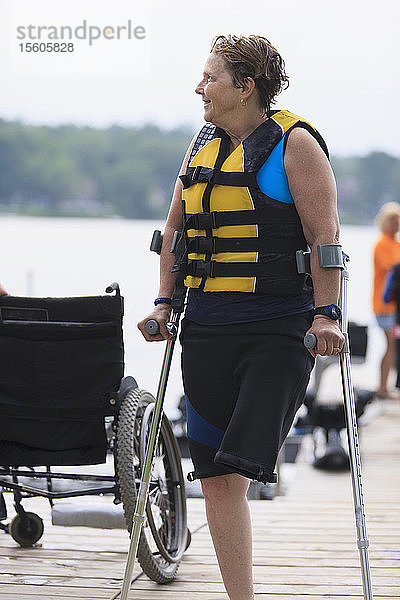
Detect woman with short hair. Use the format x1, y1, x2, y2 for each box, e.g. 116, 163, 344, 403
139, 34, 344, 600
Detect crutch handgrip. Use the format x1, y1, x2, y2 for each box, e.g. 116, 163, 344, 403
304, 333, 317, 348
145, 319, 177, 338
145, 319, 160, 335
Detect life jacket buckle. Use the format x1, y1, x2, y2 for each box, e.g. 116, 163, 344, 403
186, 211, 219, 231
203, 167, 216, 184
191, 165, 202, 183
194, 212, 211, 230
194, 236, 214, 254
189, 259, 215, 278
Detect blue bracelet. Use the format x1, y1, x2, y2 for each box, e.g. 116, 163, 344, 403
154, 297, 172, 306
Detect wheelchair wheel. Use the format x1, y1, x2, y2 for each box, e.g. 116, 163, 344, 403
139, 402, 188, 564
10, 512, 44, 547
116, 387, 187, 584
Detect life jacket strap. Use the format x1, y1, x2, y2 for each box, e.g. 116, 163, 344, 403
186, 259, 299, 279
184, 208, 300, 230
180, 167, 257, 190
187, 236, 305, 254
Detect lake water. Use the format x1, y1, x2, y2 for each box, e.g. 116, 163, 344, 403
0, 216, 388, 416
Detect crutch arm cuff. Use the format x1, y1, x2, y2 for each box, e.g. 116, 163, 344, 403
317, 244, 345, 269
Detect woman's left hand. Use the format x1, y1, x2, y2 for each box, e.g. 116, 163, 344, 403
305, 316, 345, 357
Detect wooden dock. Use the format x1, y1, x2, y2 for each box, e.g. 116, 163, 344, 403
1, 399, 399, 599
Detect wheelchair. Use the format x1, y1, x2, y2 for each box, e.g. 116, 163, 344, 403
0, 284, 188, 584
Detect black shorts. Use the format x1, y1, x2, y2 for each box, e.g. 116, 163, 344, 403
180, 312, 314, 484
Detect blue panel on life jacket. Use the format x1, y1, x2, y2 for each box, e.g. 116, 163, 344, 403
256, 136, 293, 204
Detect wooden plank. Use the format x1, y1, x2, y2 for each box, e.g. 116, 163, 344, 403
0, 591, 395, 600
0, 574, 398, 595
0, 558, 396, 583
1, 546, 398, 567
0, 592, 392, 600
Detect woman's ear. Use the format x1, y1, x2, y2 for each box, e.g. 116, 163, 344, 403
241, 76, 256, 101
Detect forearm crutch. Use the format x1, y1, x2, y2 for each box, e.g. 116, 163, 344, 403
113, 231, 186, 600
301, 244, 373, 600
116, 314, 181, 600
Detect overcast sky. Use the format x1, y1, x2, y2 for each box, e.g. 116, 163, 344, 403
1, 0, 399, 156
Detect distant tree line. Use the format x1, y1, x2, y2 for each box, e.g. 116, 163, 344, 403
333, 152, 400, 224
0, 119, 398, 222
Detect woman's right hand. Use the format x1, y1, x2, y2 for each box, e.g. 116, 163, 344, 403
137, 304, 172, 342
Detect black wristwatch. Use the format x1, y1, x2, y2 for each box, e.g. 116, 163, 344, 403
313, 304, 342, 321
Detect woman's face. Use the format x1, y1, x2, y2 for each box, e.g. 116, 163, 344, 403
382, 214, 400, 236
195, 52, 242, 127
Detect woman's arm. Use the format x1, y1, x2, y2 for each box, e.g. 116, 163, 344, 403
137, 134, 197, 341
285, 127, 345, 356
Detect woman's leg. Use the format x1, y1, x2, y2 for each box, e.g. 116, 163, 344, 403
378, 328, 396, 395
201, 473, 254, 600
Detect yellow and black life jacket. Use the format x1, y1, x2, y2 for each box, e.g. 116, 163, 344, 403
177, 109, 329, 295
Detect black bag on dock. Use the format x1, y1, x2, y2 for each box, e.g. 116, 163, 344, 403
348, 322, 368, 359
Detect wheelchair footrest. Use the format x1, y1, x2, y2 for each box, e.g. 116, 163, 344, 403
52, 501, 125, 529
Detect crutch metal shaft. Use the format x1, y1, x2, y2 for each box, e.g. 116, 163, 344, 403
117, 312, 179, 600
339, 266, 373, 600
304, 249, 373, 600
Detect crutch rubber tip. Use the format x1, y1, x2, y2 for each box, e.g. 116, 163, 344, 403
145, 319, 160, 335
304, 333, 317, 349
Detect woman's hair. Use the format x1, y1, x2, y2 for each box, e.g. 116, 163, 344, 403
211, 34, 289, 114
374, 202, 400, 231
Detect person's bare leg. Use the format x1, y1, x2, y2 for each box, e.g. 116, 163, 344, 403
377, 329, 396, 396
201, 473, 254, 600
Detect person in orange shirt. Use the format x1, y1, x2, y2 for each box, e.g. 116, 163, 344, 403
373, 202, 400, 398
